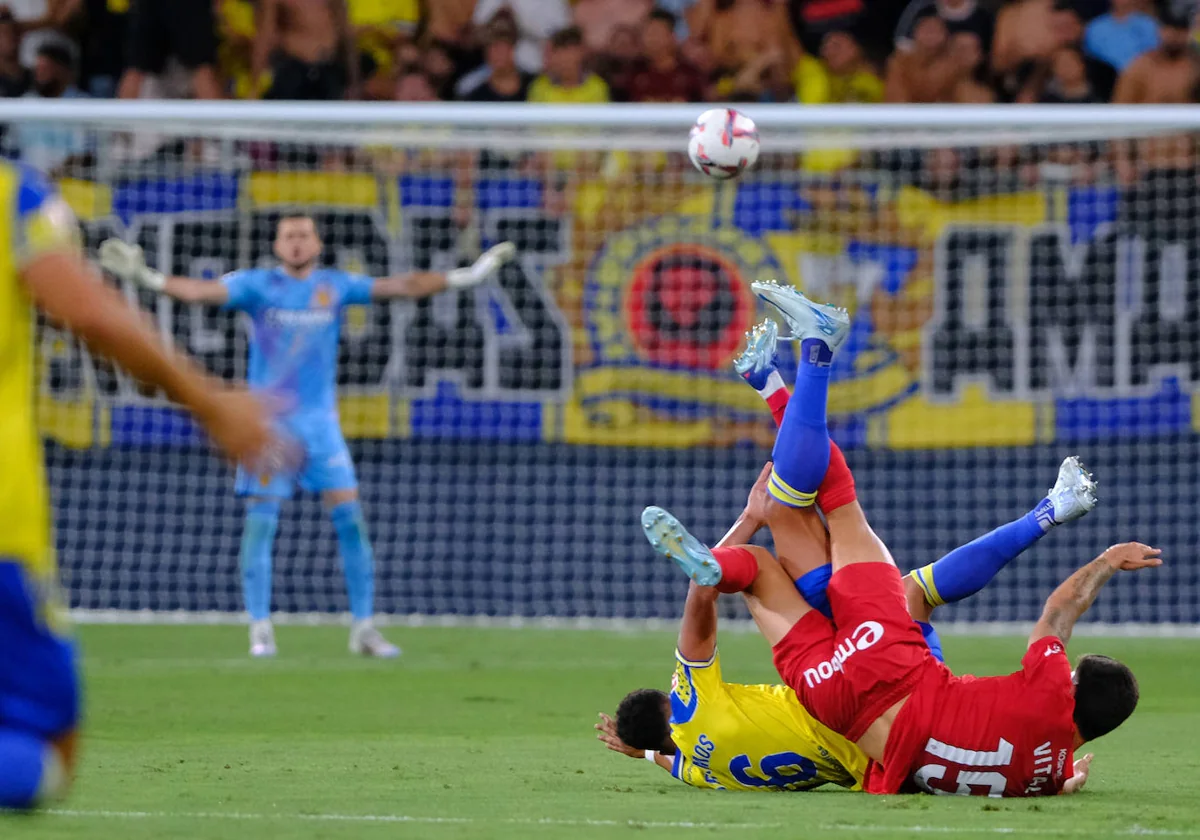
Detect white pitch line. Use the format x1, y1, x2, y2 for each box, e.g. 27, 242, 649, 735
42, 809, 1199, 837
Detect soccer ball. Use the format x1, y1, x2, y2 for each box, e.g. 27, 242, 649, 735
687, 108, 760, 180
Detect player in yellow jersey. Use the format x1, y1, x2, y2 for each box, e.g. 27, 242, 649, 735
595, 465, 867, 792
0, 160, 279, 810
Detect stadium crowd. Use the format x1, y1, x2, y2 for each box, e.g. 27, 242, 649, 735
0, 0, 1196, 107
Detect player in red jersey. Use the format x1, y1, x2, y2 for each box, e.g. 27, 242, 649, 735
642, 281, 1161, 797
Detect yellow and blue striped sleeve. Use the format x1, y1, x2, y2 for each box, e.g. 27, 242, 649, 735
13, 163, 80, 270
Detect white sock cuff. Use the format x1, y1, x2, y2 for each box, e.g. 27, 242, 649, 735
757, 370, 786, 399
35, 746, 67, 805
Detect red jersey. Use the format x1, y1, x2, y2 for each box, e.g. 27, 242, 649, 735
868, 636, 1077, 797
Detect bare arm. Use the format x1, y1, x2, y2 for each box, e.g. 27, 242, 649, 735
369, 272, 449, 300
162, 276, 231, 305
1029, 542, 1162, 647
22, 252, 274, 464
251, 0, 280, 99
1112, 58, 1147, 104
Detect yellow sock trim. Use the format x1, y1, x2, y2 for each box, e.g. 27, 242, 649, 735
768, 472, 817, 508
909, 565, 945, 607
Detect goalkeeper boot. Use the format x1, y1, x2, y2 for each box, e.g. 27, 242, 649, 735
733, 318, 780, 391
641, 506, 722, 587
249, 620, 277, 658
349, 620, 401, 659
1043, 456, 1098, 527
751, 281, 850, 354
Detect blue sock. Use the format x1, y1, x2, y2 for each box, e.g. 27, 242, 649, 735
909, 499, 1052, 607
0, 729, 47, 809
768, 338, 832, 508
239, 500, 280, 622
331, 502, 374, 621
794, 565, 833, 619
916, 621, 945, 663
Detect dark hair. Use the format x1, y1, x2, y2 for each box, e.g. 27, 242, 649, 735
615, 689, 671, 752
648, 8, 677, 29
550, 26, 584, 49
276, 212, 318, 234
1073, 654, 1139, 741
37, 43, 73, 71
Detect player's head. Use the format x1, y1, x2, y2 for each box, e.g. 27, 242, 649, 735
615, 689, 675, 755
274, 213, 322, 272
1072, 654, 1139, 742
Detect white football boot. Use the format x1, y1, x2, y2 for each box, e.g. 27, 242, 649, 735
641, 506, 723, 587
1043, 456, 1098, 527
249, 620, 277, 658
732, 318, 780, 389
349, 620, 402, 659
750, 281, 851, 353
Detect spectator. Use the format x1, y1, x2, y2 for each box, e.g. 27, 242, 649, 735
14, 42, 89, 173
794, 29, 883, 104
895, 0, 993, 54
691, 0, 800, 76
472, 0, 570, 74
217, 0, 256, 99
5, 0, 80, 69
574, 0, 652, 55
886, 14, 959, 101
1040, 47, 1102, 101
1113, 11, 1197, 102
790, 0, 867, 55
117, 0, 222, 99
349, 0, 418, 82
529, 26, 608, 103
992, 0, 1087, 101
947, 31, 995, 101
422, 41, 457, 101
394, 68, 438, 101
0, 10, 30, 96
628, 9, 706, 102
459, 17, 531, 102
592, 23, 643, 101
1084, 0, 1160, 72
252, 0, 359, 101
655, 0, 702, 38
426, 0, 476, 46
721, 46, 794, 101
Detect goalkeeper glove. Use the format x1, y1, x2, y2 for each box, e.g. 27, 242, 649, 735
447, 241, 516, 289
98, 238, 166, 292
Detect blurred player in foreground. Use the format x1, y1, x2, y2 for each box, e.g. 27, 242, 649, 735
99, 217, 515, 658
599, 325, 1099, 791
642, 281, 1158, 797
0, 160, 278, 809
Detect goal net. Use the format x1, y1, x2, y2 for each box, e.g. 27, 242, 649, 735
9, 102, 1199, 629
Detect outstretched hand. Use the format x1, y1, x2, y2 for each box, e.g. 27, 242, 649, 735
1063, 753, 1094, 795
594, 712, 642, 758
1100, 543, 1163, 572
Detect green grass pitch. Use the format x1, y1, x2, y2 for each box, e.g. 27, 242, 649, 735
5, 625, 1200, 840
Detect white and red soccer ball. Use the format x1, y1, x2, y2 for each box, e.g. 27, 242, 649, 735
687, 108, 760, 180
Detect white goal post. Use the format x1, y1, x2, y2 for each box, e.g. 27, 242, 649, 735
7, 100, 1200, 635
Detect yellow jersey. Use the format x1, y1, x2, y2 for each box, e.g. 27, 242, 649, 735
0, 161, 79, 578
527, 74, 611, 104
669, 649, 867, 791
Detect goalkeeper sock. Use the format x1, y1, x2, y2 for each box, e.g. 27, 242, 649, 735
0, 730, 58, 809
767, 340, 832, 508
909, 507, 1047, 607
239, 500, 280, 622
331, 502, 374, 621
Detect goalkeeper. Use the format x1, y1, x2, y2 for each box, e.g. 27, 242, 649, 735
99, 215, 515, 658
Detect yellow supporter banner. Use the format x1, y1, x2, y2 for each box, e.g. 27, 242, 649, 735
561, 396, 715, 448
574, 366, 765, 416
338, 394, 391, 439
37, 397, 108, 449
872, 383, 1047, 449
247, 172, 379, 208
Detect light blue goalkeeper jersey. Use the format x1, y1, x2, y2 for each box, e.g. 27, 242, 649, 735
222, 267, 374, 420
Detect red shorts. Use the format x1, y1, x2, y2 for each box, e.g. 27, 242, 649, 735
772, 562, 932, 742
